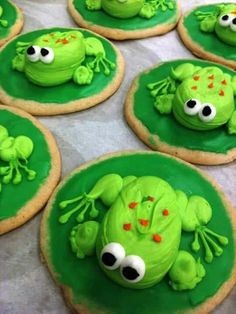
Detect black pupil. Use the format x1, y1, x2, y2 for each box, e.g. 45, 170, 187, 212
233, 18, 236, 25
102, 252, 116, 267
41, 48, 49, 57
222, 15, 229, 21
202, 106, 212, 117
27, 46, 35, 55
122, 266, 139, 281
187, 100, 196, 108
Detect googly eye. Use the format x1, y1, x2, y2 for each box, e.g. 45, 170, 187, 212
100, 243, 125, 270
184, 99, 202, 116
26, 45, 40, 62
198, 103, 216, 122
39, 47, 54, 64
230, 17, 236, 32
219, 14, 234, 27
120, 255, 145, 283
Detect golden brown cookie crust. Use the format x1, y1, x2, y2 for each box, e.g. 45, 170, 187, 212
0, 105, 61, 235
40, 150, 236, 314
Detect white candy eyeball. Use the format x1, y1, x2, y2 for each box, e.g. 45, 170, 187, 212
120, 255, 145, 283
184, 99, 202, 116
100, 243, 125, 270
219, 14, 234, 27
39, 47, 54, 64
230, 17, 236, 32
198, 103, 216, 122
26, 45, 41, 62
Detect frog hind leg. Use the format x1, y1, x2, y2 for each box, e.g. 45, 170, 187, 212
170, 63, 202, 81
58, 174, 124, 224
70, 220, 100, 259
139, 0, 175, 19
227, 111, 236, 134
177, 193, 228, 263
12, 41, 31, 72
85, 37, 116, 76
168, 251, 206, 291
85, 0, 102, 11
73, 65, 94, 85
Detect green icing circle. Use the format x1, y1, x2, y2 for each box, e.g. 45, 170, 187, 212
182, 3, 236, 62
45, 152, 235, 313
132, 59, 236, 154
0, 28, 118, 104
72, 0, 178, 30
0, 109, 51, 220
0, 0, 18, 40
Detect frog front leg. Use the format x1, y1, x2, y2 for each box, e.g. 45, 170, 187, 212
227, 76, 236, 134
85, 0, 102, 11
176, 191, 228, 263
58, 174, 130, 224
168, 251, 206, 291
139, 0, 175, 19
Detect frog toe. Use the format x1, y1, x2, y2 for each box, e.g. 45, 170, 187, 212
168, 251, 205, 291
73, 66, 94, 85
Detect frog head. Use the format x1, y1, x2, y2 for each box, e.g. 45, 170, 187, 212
12, 31, 86, 86
172, 66, 235, 131
101, 0, 144, 18
198, 4, 236, 46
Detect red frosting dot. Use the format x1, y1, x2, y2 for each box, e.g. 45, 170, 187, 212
208, 82, 214, 89
43, 39, 49, 42
191, 86, 197, 90
221, 79, 227, 85
139, 219, 149, 227
123, 223, 131, 231
208, 75, 214, 80
153, 234, 162, 243
219, 90, 225, 96
148, 196, 155, 202
193, 75, 200, 81
129, 202, 138, 209
163, 209, 169, 216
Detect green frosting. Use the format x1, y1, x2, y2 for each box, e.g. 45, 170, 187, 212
45, 153, 235, 313
182, 4, 236, 62
72, 0, 178, 31
148, 62, 236, 133
0, 109, 51, 221
0, 28, 118, 104
12, 31, 116, 87
0, 125, 36, 192
0, 0, 17, 40
85, 0, 175, 19
132, 59, 236, 154
196, 4, 236, 47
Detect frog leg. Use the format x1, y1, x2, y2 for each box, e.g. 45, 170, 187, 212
12, 42, 30, 72
227, 111, 236, 134
0, 7, 8, 27
168, 251, 206, 291
170, 63, 202, 81
85, 0, 102, 11
58, 174, 125, 224
176, 191, 228, 263
85, 38, 116, 76
73, 65, 94, 85
70, 220, 100, 259
140, 0, 175, 18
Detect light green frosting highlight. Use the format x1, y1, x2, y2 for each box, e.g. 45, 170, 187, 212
0, 6, 8, 28
58, 173, 228, 291
148, 62, 236, 133
0, 125, 36, 192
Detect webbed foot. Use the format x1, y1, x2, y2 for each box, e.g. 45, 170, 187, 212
0, 19, 8, 27
70, 221, 100, 258
154, 94, 174, 114
169, 251, 205, 291
85, 0, 101, 11
73, 65, 94, 85
139, 3, 157, 19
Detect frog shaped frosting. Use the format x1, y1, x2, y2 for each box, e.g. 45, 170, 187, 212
0, 125, 36, 192
86, 0, 175, 19
195, 4, 236, 46
148, 63, 236, 134
58, 174, 228, 290
0, 6, 8, 28
12, 31, 116, 87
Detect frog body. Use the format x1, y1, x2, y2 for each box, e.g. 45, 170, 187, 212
0, 6, 8, 28
12, 31, 115, 87
59, 174, 228, 290
148, 63, 236, 134
85, 0, 175, 19
195, 4, 236, 46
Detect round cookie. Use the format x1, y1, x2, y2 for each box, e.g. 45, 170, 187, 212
0, 105, 61, 235
0, 27, 124, 115
178, 3, 236, 69
68, 0, 181, 40
0, 0, 24, 47
125, 59, 236, 165
40, 151, 236, 314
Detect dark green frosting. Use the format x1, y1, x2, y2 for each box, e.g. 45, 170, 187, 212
45, 152, 235, 313
72, 0, 178, 30
183, 3, 236, 62
0, 28, 117, 104
0, 109, 51, 220
133, 59, 236, 153
0, 0, 18, 40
